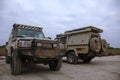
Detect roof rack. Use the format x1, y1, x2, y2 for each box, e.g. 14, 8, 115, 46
65, 26, 103, 34
13, 23, 42, 31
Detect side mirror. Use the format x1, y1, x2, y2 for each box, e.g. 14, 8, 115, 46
6, 42, 8, 45
47, 37, 52, 39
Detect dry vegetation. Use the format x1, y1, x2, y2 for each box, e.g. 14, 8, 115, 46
99, 48, 120, 56
106, 49, 120, 55
0, 47, 5, 56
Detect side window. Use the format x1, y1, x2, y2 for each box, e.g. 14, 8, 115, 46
60, 37, 66, 44
9, 33, 13, 40
9, 29, 14, 40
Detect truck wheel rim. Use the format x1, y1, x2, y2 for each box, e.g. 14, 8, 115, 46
67, 54, 74, 63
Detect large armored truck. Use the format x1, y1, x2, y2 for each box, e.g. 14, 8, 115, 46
5, 24, 62, 75
56, 26, 107, 64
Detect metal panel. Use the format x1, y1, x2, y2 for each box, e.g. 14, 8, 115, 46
67, 32, 91, 45
67, 45, 89, 55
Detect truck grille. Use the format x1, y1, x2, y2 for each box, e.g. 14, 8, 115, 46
42, 43, 53, 48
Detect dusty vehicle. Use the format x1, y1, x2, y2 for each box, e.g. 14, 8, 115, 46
5, 24, 62, 75
56, 26, 107, 64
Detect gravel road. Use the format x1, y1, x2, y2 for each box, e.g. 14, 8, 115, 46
0, 56, 120, 80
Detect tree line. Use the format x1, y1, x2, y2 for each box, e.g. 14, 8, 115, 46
0, 45, 5, 48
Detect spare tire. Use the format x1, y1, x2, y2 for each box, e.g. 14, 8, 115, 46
101, 39, 107, 52
90, 37, 101, 53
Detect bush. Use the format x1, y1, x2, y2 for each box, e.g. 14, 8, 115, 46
0, 45, 6, 56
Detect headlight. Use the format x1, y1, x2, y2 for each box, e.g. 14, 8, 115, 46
17, 40, 31, 47
53, 44, 57, 47
37, 43, 42, 47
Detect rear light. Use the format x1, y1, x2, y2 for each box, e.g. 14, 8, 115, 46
76, 48, 84, 51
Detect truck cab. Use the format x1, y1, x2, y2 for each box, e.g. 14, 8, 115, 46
6, 24, 62, 75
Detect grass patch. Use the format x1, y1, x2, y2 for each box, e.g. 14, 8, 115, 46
107, 48, 120, 55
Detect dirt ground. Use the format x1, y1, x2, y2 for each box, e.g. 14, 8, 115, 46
0, 56, 120, 80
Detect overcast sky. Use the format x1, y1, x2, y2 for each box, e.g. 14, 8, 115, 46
0, 0, 120, 48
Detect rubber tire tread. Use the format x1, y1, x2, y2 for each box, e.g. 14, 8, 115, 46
67, 52, 78, 64
49, 58, 62, 71
90, 37, 101, 53
11, 50, 22, 75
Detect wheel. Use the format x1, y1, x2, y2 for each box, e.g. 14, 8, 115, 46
83, 58, 92, 63
49, 58, 62, 71
5, 51, 11, 64
5, 56, 11, 64
66, 52, 78, 64
90, 37, 101, 53
101, 39, 107, 52
10, 50, 22, 75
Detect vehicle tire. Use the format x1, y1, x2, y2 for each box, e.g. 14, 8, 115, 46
5, 56, 11, 64
67, 52, 78, 64
83, 58, 92, 63
5, 51, 11, 64
10, 50, 22, 75
101, 39, 107, 52
49, 58, 62, 71
90, 37, 101, 53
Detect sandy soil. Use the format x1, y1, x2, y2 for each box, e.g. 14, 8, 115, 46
0, 56, 120, 80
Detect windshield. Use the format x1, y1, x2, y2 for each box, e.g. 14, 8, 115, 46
60, 37, 66, 44
16, 28, 45, 38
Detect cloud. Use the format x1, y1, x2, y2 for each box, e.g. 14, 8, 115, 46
0, 0, 120, 47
